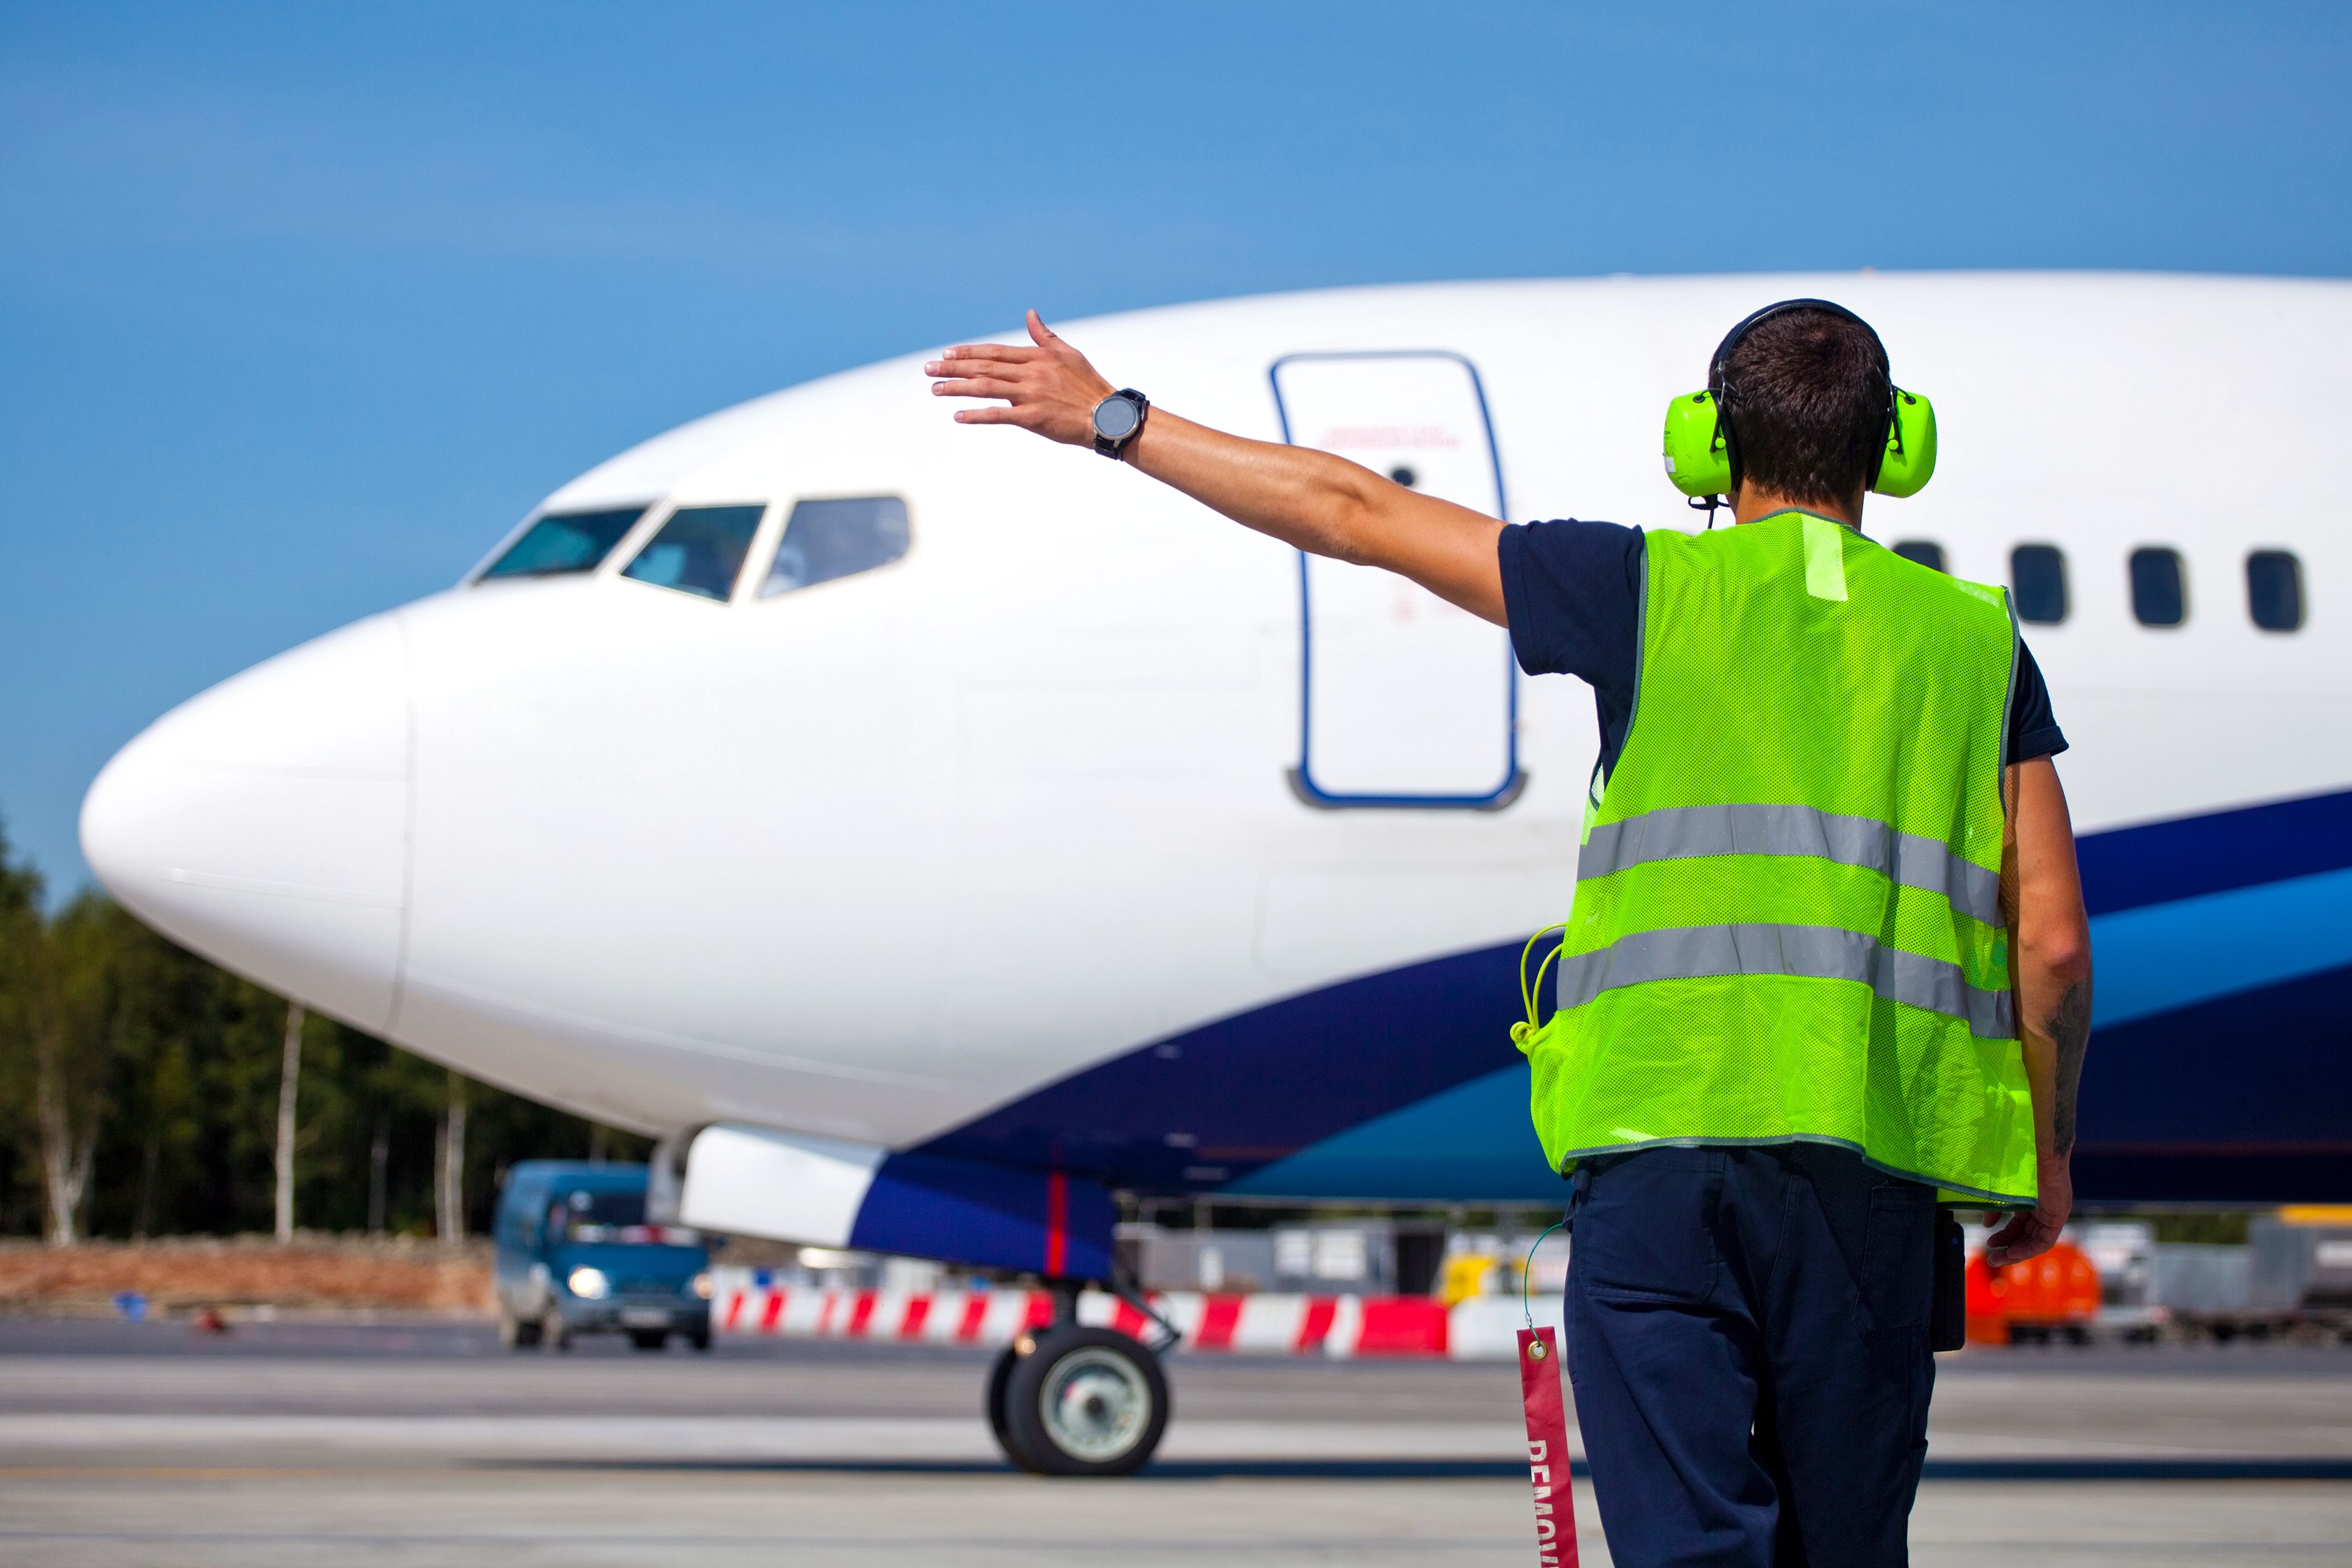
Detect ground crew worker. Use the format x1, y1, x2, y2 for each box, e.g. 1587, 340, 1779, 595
927, 301, 2094, 1566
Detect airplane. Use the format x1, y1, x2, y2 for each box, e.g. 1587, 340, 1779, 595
79, 272, 2352, 1473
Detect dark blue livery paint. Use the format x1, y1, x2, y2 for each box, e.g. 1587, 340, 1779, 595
852, 1152, 1113, 1281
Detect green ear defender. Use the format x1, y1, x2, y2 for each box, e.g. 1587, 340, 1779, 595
1659, 299, 1936, 509
1662, 389, 1733, 498
1872, 389, 1936, 497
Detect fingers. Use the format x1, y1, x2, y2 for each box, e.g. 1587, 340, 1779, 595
1984, 1210, 2061, 1267
925, 343, 1039, 371
953, 405, 1036, 426
928, 375, 1024, 400
928, 356, 1038, 384
1026, 308, 1058, 346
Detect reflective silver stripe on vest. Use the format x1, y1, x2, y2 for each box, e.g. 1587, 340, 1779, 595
1557, 922, 2015, 1038
1578, 803, 2004, 928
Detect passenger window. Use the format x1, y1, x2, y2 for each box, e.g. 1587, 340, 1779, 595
622, 504, 766, 601
1892, 540, 1945, 572
2010, 545, 2069, 624
762, 497, 911, 598
479, 507, 646, 580
2130, 547, 2187, 627
2247, 550, 2304, 632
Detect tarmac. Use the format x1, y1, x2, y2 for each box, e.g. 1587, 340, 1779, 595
3, 1315, 2349, 1566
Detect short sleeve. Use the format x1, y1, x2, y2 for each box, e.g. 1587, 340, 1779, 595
2009, 640, 2068, 763
1497, 520, 1643, 686
1497, 519, 1646, 774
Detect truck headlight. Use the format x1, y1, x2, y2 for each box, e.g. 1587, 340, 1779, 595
690, 1271, 714, 1300
567, 1266, 610, 1300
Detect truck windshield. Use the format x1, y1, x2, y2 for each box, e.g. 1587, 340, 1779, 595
550, 1189, 700, 1246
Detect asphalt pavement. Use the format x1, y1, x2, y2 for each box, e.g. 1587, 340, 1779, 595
3, 1315, 2349, 1566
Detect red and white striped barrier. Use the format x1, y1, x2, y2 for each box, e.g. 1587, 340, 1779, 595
711, 1268, 1466, 1357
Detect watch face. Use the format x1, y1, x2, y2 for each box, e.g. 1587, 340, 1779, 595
1094, 396, 1140, 441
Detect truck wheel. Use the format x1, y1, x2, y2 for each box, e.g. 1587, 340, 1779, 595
687, 1328, 712, 1352
497, 1305, 543, 1350
998, 1325, 1169, 1477
628, 1330, 668, 1351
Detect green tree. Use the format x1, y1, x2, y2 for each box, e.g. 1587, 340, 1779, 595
85, 913, 223, 1238
0, 818, 46, 1233
34, 894, 132, 1242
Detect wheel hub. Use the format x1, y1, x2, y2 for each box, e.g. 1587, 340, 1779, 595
1040, 1347, 1149, 1462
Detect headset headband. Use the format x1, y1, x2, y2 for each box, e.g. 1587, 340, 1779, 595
1707, 297, 1896, 491
1710, 297, 1891, 398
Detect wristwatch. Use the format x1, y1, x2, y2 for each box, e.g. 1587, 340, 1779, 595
1091, 389, 1150, 459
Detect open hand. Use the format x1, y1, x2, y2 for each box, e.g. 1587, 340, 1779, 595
1983, 1154, 2072, 1267
926, 310, 1115, 446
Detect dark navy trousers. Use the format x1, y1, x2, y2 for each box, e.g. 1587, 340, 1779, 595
1565, 1143, 1937, 1567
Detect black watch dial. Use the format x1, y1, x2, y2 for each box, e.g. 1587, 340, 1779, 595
1093, 395, 1142, 442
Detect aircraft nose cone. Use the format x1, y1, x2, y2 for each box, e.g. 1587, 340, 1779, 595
81, 612, 411, 1032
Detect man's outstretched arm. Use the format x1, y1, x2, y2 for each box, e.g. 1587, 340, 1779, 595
1987, 756, 2094, 1266
927, 311, 1509, 625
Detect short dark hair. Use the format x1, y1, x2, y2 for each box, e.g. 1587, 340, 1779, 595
1718, 307, 1891, 506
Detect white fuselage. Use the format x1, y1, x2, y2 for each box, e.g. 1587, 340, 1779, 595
80, 273, 2352, 1196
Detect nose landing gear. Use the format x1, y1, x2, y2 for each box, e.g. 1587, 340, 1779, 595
986, 1317, 1171, 1476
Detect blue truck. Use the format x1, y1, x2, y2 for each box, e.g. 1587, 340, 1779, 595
493, 1161, 715, 1351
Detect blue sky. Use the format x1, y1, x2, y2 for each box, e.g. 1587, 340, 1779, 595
3, 2, 2348, 899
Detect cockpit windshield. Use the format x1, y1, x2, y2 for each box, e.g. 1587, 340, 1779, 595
479, 508, 647, 580
622, 504, 767, 601
763, 497, 910, 596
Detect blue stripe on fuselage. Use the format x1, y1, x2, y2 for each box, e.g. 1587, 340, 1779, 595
1220, 1065, 1559, 1201
2090, 864, 2352, 1027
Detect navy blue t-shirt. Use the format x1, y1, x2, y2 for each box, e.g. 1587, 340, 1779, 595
1497, 519, 2068, 780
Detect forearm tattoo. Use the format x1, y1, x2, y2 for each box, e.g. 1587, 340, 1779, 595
2046, 982, 2092, 1158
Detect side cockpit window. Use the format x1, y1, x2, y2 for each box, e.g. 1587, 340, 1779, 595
762, 497, 910, 598
479, 507, 646, 580
622, 504, 767, 601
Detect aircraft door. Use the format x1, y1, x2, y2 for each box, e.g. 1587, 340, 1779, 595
1271, 352, 1522, 807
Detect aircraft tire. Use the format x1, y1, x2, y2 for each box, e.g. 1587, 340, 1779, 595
998, 1325, 1169, 1477
984, 1345, 1023, 1465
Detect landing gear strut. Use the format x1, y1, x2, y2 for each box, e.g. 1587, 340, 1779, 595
985, 1289, 1170, 1476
